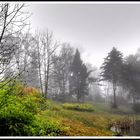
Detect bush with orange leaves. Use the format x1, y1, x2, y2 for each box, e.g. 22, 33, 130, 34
21, 86, 48, 112
22, 86, 40, 96
8, 81, 47, 112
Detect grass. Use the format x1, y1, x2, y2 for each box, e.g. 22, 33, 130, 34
0, 82, 138, 136
93, 102, 134, 115
35, 101, 115, 136
43, 101, 138, 136
40, 101, 134, 136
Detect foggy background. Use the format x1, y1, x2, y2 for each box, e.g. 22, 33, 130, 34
27, 3, 140, 68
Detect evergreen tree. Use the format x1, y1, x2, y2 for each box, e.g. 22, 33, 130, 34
70, 49, 90, 102
100, 47, 123, 108
79, 63, 91, 102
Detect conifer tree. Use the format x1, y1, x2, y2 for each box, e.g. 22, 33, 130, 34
100, 47, 123, 108
70, 49, 90, 102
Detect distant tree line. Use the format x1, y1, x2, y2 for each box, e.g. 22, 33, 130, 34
2, 27, 97, 103
1, 3, 140, 112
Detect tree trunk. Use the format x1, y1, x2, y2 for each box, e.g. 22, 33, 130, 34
77, 91, 80, 103
36, 41, 43, 95
113, 82, 117, 108
82, 95, 85, 103
45, 58, 50, 98
77, 97, 79, 103
133, 92, 136, 105
62, 74, 66, 101
0, 4, 8, 43
133, 96, 136, 105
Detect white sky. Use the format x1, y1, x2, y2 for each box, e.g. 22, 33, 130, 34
25, 2, 140, 68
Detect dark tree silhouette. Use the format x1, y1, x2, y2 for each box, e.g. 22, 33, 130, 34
100, 47, 123, 108
70, 49, 91, 102
122, 54, 140, 111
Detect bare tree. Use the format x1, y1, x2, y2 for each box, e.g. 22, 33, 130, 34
35, 30, 59, 98
0, 4, 30, 43
35, 32, 43, 94
0, 3, 30, 86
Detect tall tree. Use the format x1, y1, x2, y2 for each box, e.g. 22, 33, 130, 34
35, 30, 59, 98
122, 54, 140, 108
79, 63, 91, 102
70, 49, 91, 102
51, 43, 74, 101
100, 47, 123, 108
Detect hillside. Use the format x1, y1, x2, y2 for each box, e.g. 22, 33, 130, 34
0, 82, 138, 136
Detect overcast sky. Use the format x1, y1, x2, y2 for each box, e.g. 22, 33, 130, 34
26, 3, 140, 68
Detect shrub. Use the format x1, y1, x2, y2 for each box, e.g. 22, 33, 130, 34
0, 94, 36, 136
32, 115, 66, 136
0, 81, 66, 136
0, 82, 41, 136
0, 94, 66, 136
62, 103, 94, 112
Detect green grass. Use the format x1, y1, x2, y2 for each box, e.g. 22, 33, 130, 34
46, 102, 125, 136
51, 101, 138, 136
36, 101, 116, 136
